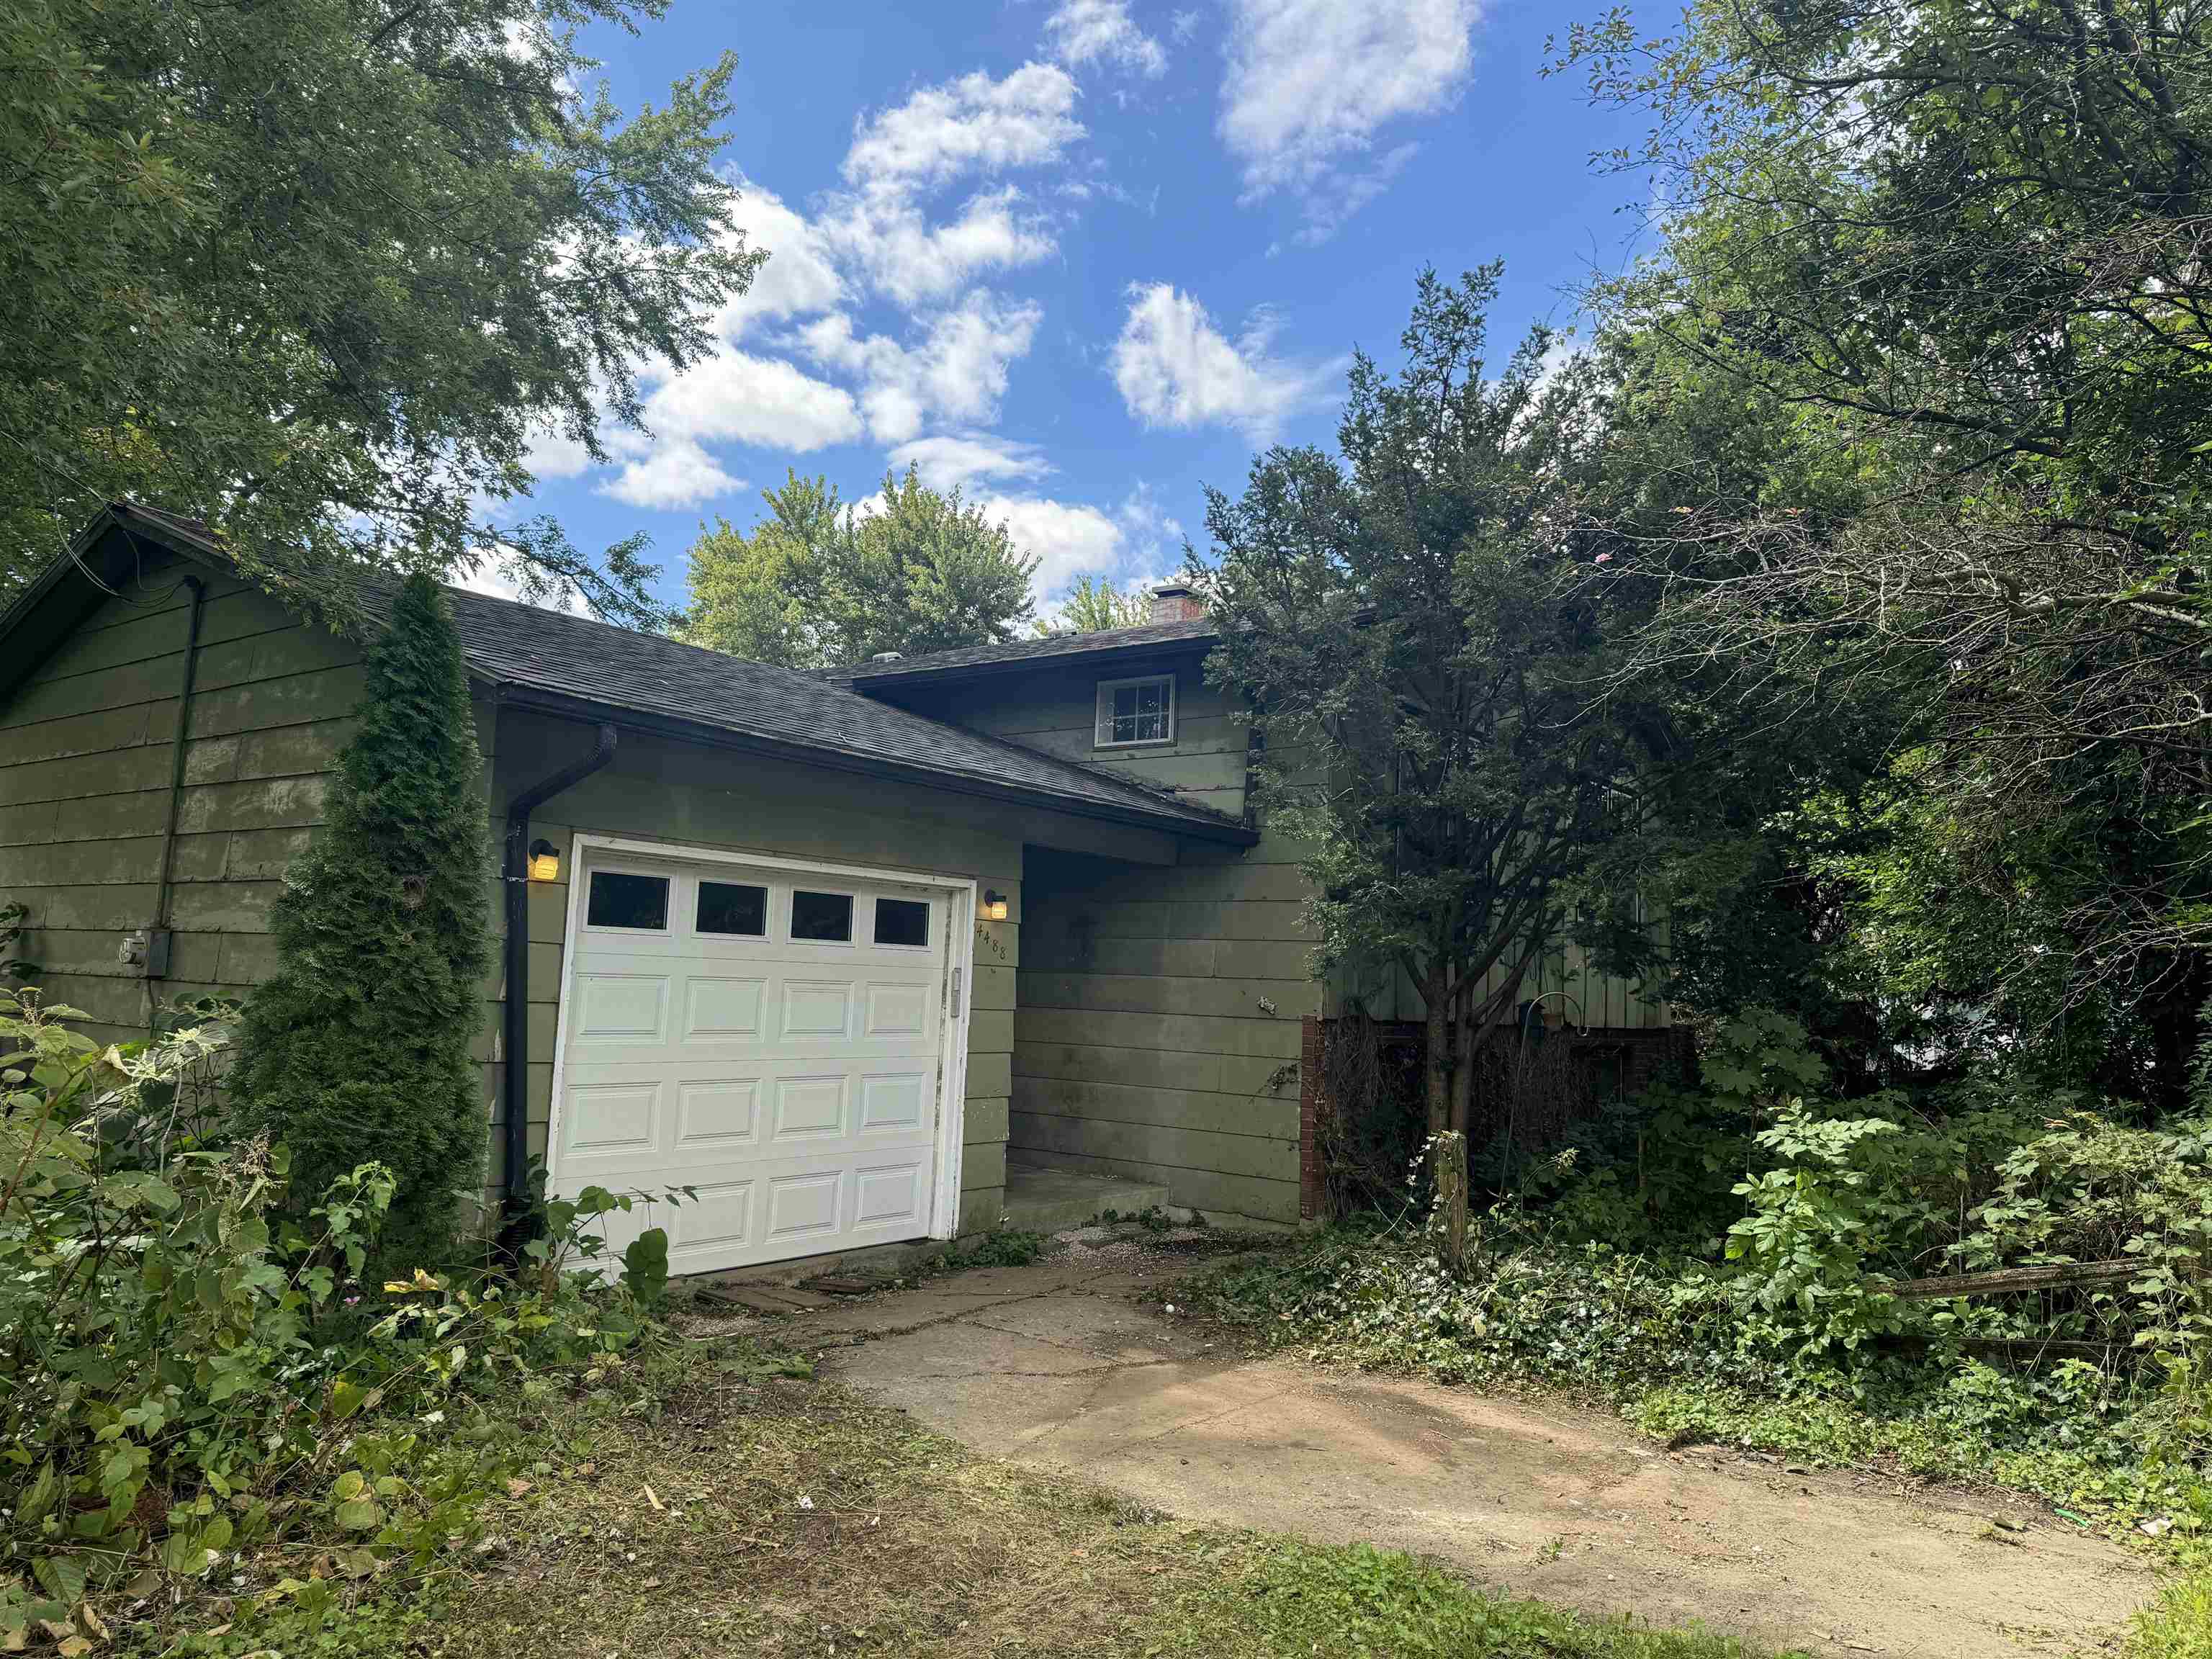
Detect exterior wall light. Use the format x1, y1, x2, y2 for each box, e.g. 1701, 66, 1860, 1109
526, 839, 562, 882
981, 889, 1010, 922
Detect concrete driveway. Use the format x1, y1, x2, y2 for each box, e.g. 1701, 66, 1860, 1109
762, 1240, 2150, 1659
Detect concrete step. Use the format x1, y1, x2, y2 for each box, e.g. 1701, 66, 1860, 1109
1000, 1160, 1173, 1234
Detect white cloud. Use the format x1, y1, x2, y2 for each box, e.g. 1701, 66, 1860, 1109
454, 554, 588, 614
1046, 0, 1168, 78
889, 433, 1053, 493
642, 348, 863, 452
1292, 140, 1419, 246
843, 63, 1084, 197
717, 180, 844, 336
823, 185, 1058, 309
1172, 9, 1202, 42
521, 422, 595, 483
981, 493, 1126, 595
804, 294, 1042, 445
1111, 282, 1334, 437
1219, 0, 1475, 230
598, 439, 742, 511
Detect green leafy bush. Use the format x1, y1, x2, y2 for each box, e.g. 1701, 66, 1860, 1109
0, 991, 673, 1649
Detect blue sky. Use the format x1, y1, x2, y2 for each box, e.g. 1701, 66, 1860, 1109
496, 1, 1654, 622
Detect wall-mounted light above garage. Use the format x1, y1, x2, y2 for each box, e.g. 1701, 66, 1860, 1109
981, 889, 1010, 922
527, 838, 562, 882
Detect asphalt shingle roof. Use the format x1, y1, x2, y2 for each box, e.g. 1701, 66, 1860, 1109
30, 506, 1251, 844
837, 616, 1220, 683
435, 586, 1245, 837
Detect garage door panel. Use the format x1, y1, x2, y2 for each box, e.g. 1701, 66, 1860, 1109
673, 1076, 762, 1151
769, 1073, 848, 1141
863, 981, 931, 1038
764, 1169, 843, 1245
781, 979, 855, 1038
681, 976, 765, 1040
853, 1160, 927, 1231
562, 1078, 665, 1163
858, 1071, 929, 1134
573, 973, 670, 1044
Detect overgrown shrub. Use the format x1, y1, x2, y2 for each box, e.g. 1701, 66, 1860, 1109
230, 573, 490, 1266
0, 991, 671, 1650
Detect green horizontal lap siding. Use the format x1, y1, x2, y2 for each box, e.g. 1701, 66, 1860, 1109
0, 570, 365, 1048
1012, 825, 1319, 1226
493, 709, 1172, 1230
885, 655, 1251, 822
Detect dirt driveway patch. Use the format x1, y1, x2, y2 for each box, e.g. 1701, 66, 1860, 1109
764, 1246, 2151, 1658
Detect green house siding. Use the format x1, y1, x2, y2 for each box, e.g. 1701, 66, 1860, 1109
0, 572, 361, 1047
1014, 832, 1319, 1224
884, 649, 1302, 1223
480, 707, 1185, 1234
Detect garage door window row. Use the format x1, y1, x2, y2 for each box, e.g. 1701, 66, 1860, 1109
583, 868, 932, 950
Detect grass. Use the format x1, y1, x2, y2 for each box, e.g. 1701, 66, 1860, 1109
133, 1329, 1782, 1659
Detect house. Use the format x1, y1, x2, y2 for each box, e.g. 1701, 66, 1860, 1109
0, 504, 1671, 1274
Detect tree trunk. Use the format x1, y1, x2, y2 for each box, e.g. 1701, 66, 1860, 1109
1432, 1130, 1469, 1270
1448, 986, 1474, 1138
1423, 971, 1451, 1136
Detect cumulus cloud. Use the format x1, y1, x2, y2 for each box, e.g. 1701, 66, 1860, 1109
453, 553, 589, 614
1218, 0, 1476, 233
640, 348, 863, 454
1046, 0, 1169, 78
843, 63, 1084, 197
1111, 282, 1335, 438
598, 438, 742, 511
803, 295, 1042, 445
822, 186, 1058, 309
889, 433, 1053, 493
981, 493, 1126, 595
717, 179, 845, 335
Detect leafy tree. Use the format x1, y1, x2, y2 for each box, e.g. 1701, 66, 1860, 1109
683, 465, 1038, 667
1041, 575, 1148, 634
0, 0, 758, 620
231, 576, 490, 1265
1198, 267, 1654, 1141
1557, 0, 2212, 1110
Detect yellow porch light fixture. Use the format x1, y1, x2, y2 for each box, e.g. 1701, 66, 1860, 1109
527, 839, 562, 882
981, 889, 1010, 922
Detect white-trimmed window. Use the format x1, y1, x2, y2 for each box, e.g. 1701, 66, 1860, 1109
1094, 673, 1175, 747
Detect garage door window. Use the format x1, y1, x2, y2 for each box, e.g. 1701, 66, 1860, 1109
873, 897, 930, 948
790, 889, 854, 942
696, 880, 768, 937
586, 871, 668, 930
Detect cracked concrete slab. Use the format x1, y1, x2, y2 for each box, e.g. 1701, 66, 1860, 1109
787, 1255, 2153, 1659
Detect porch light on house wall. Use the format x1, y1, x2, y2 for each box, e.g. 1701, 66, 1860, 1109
527, 839, 562, 882
981, 889, 1010, 922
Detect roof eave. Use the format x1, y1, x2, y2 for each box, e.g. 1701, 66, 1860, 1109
846, 630, 1221, 693
489, 680, 1259, 846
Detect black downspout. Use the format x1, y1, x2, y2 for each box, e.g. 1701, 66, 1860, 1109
146, 575, 207, 1033
500, 719, 617, 1217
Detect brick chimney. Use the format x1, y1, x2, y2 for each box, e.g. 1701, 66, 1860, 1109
1149, 581, 1204, 624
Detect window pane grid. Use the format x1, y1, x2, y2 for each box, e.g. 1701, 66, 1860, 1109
1100, 676, 1172, 744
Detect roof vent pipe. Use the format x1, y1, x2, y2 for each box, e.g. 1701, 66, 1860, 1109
870, 650, 904, 662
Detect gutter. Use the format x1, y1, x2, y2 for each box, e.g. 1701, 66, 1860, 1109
500, 716, 618, 1215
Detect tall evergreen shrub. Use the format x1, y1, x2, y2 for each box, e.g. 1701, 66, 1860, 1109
233, 575, 489, 1264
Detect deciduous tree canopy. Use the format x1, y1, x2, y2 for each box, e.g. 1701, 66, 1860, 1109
0, 0, 757, 622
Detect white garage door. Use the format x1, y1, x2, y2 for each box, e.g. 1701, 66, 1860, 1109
549, 846, 961, 1274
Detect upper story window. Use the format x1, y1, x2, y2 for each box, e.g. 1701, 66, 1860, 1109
1095, 673, 1175, 747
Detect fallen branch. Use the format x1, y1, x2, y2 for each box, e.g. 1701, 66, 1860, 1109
1880, 1259, 2146, 1300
